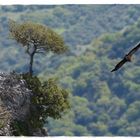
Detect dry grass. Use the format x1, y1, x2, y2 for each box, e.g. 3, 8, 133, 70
0, 106, 11, 129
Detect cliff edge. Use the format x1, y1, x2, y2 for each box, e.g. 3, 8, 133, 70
0, 72, 47, 136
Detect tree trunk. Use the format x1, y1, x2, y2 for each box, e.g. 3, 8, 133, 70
27, 45, 37, 76
29, 53, 34, 76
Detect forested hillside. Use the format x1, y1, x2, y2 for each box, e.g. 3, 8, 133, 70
1, 5, 140, 136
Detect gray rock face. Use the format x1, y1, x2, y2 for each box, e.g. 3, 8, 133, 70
0, 72, 32, 136
0, 72, 48, 136
32, 127, 48, 136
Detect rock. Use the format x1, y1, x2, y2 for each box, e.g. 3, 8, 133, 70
32, 127, 48, 136
0, 72, 48, 136
0, 72, 32, 136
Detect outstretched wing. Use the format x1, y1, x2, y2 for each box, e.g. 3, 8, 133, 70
111, 58, 127, 72
127, 42, 140, 56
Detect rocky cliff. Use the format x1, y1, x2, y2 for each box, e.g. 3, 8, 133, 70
0, 72, 47, 136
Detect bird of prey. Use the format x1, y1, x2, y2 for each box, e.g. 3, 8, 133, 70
111, 42, 140, 72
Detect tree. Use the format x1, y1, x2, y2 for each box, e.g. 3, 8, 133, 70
15, 74, 70, 135
8, 20, 70, 135
9, 20, 68, 76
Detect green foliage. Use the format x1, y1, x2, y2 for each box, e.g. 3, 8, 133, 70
11, 120, 30, 136
1, 5, 140, 136
9, 20, 68, 75
46, 18, 140, 136
7, 16, 69, 136
11, 73, 70, 136
40, 78, 70, 119
9, 20, 67, 54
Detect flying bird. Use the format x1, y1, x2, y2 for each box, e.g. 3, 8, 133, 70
111, 42, 140, 72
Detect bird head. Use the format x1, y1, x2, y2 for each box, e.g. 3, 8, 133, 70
125, 55, 132, 62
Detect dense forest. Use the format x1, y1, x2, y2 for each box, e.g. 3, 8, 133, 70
1, 5, 140, 136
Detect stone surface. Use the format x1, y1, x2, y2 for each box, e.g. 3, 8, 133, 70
0, 72, 32, 136
0, 72, 48, 136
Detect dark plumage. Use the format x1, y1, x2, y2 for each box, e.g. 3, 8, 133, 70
111, 42, 140, 72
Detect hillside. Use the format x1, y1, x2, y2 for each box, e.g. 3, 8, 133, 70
1, 5, 140, 73
45, 18, 140, 136
1, 5, 140, 136
1, 5, 140, 46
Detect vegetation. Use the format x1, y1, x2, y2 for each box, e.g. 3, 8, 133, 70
9, 20, 67, 76
0, 107, 10, 129
1, 5, 140, 136
45, 20, 140, 136
12, 74, 70, 136
8, 20, 70, 135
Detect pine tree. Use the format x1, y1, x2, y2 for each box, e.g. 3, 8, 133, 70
9, 20, 68, 76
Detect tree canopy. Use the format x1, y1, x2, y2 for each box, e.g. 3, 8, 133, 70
9, 20, 68, 75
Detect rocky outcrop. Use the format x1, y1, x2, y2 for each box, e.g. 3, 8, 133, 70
0, 72, 48, 136
0, 72, 32, 135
